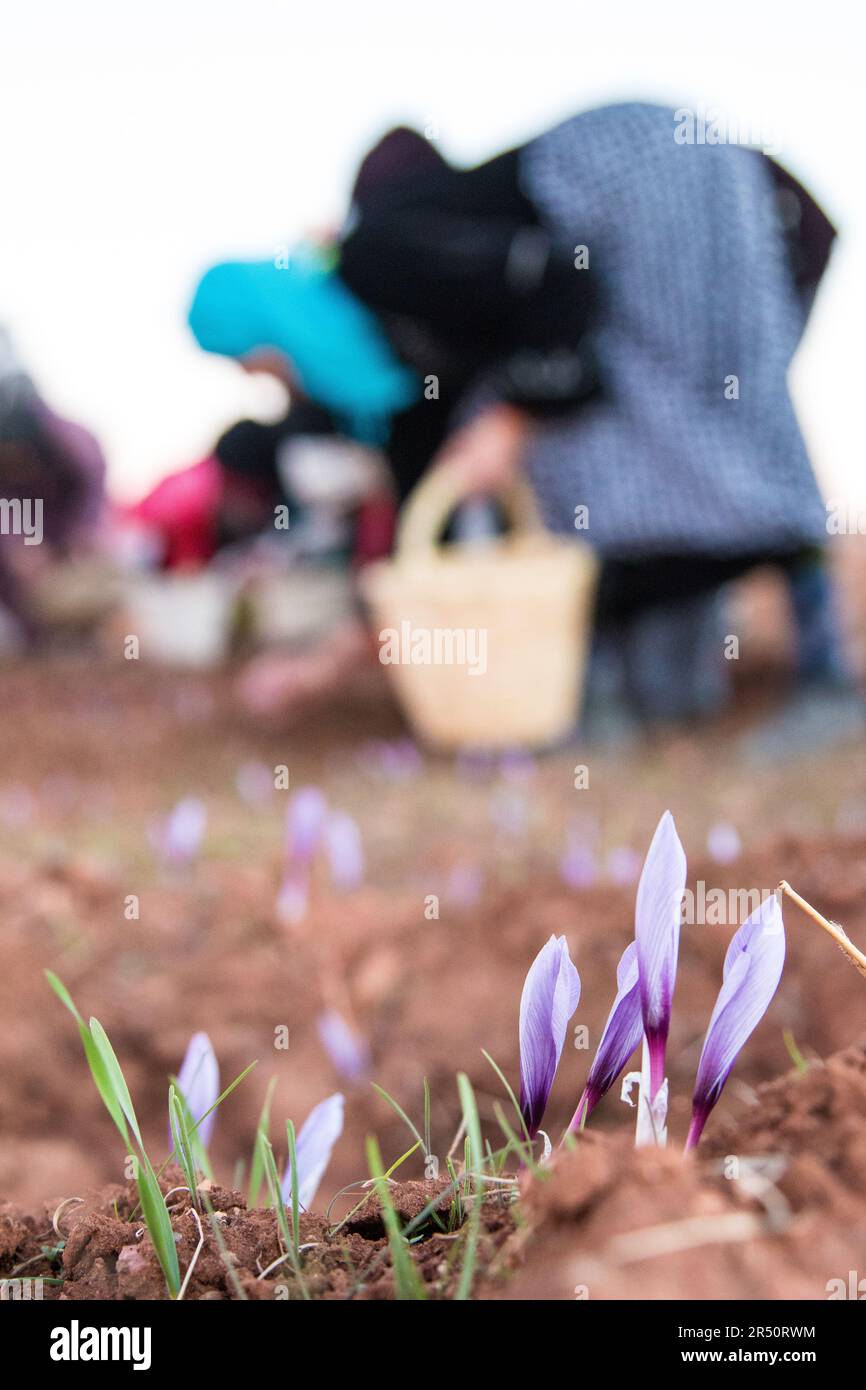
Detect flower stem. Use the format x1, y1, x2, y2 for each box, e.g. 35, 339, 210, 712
684, 1109, 707, 1153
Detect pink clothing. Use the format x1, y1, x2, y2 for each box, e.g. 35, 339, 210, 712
124, 456, 223, 569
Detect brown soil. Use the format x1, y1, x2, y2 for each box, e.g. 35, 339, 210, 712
2, 547, 866, 1298
483, 1043, 866, 1300
0, 1169, 514, 1300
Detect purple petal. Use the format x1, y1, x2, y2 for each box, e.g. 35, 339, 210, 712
285, 786, 328, 864
159, 797, 207, 866
687, 895, 785, 1148
445, 861, 484, 910
325, 812, 365, 891
706, 821, 742, 865
276, 866, 309, 925
176, 1032, 219, 1147
560, 839, 598, 890
317, 1009, 371, 1083
606, 845, 642, 886
519, 936, 581, 1137
571, 941, 642, 1128
635, 812, 687, 1096
281, 1092, 344, 1208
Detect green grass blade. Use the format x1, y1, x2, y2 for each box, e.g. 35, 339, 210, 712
259, 1131, 309, 1299
783, 1029, 810, 1075
137, 1159, 180, 1298
45, 970, 84, 1023
423, 1077, 432, 1159
371, 1083, 425, 1154
385, 1140, 421, 1179
365, 1135, 426, 1301
248, 1075, 277, 1208
45, 974, 130, 1145
187, 1060, 258, 1145
286, 1120, 300, 1262
481, 1048, 532, 1145
169, 1074, 212, 1179
169, 1086, 200, 1207
88, 1017, 144, 1150
492, 1100, 537, 1172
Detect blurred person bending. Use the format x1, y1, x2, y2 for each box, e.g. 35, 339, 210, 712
0, 326, 106, 644
188, 103, 854, 739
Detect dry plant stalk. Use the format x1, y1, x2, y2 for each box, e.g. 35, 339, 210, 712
777, 881, 866, 982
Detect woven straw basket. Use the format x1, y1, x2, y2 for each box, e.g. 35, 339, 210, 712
361, 472, 597, 750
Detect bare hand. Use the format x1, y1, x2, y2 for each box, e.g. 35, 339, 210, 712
431, 404, 531, 497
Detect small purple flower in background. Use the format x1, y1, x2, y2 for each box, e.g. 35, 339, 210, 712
606, 845, 642, 886
325, 812, 365, 892
686, 895, 785, 1151
281, 1093, 344, 1209
235, 760, 274, 808
176, 1032, 220, 1147
317, 1009, 371, 1083
568, 941, 642, 1131
519, 936, 581, 1138
707, 821, 742, 865
498, 748, 537, 784
445, 860, 484, 910
560, 837, 598, 890
285, 786, 328, 864
378, 738, 422, 782
356, 738, 422, 782
153, 796, 207, 867
635, 811, 687, 1100
276, 868, 309, 927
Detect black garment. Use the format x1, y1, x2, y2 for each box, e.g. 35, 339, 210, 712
214, 401, 337, 488
595, 546, 825, 624
339, 135, 599, 498
340, 126, 835, 512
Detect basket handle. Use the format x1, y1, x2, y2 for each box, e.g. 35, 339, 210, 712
395, 468, 544, 558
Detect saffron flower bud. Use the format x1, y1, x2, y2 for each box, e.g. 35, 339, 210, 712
635, 811, 687, 1099
324, 811, 365, 891
686, 895, 785, 1150
285, 786, 328, 863
568, 941, 642, 1131
281, 1093, 344, 1209
175, 1032, 219, 1148
519, 935, 580, 1138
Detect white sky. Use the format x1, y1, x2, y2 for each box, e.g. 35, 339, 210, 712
1, 0, 863, 503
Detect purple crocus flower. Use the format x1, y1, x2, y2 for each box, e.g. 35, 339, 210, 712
175, 1032, 220, 1148
519, 936, 581, 1138
154, 796, 207, 867
445, 860, 484, 910
635, 811, 687, 1100
285, 786, 328, 863
559, 838, 598, 890
568, 941, 642, 1131
281, 1093, 345, 1209
317, 1009, 371, 1083
686, 895, 785, 1150
707, 821, 742, 865
276, 866, 309, 926
607, 845, 642, 886
324, 811, 365, 891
